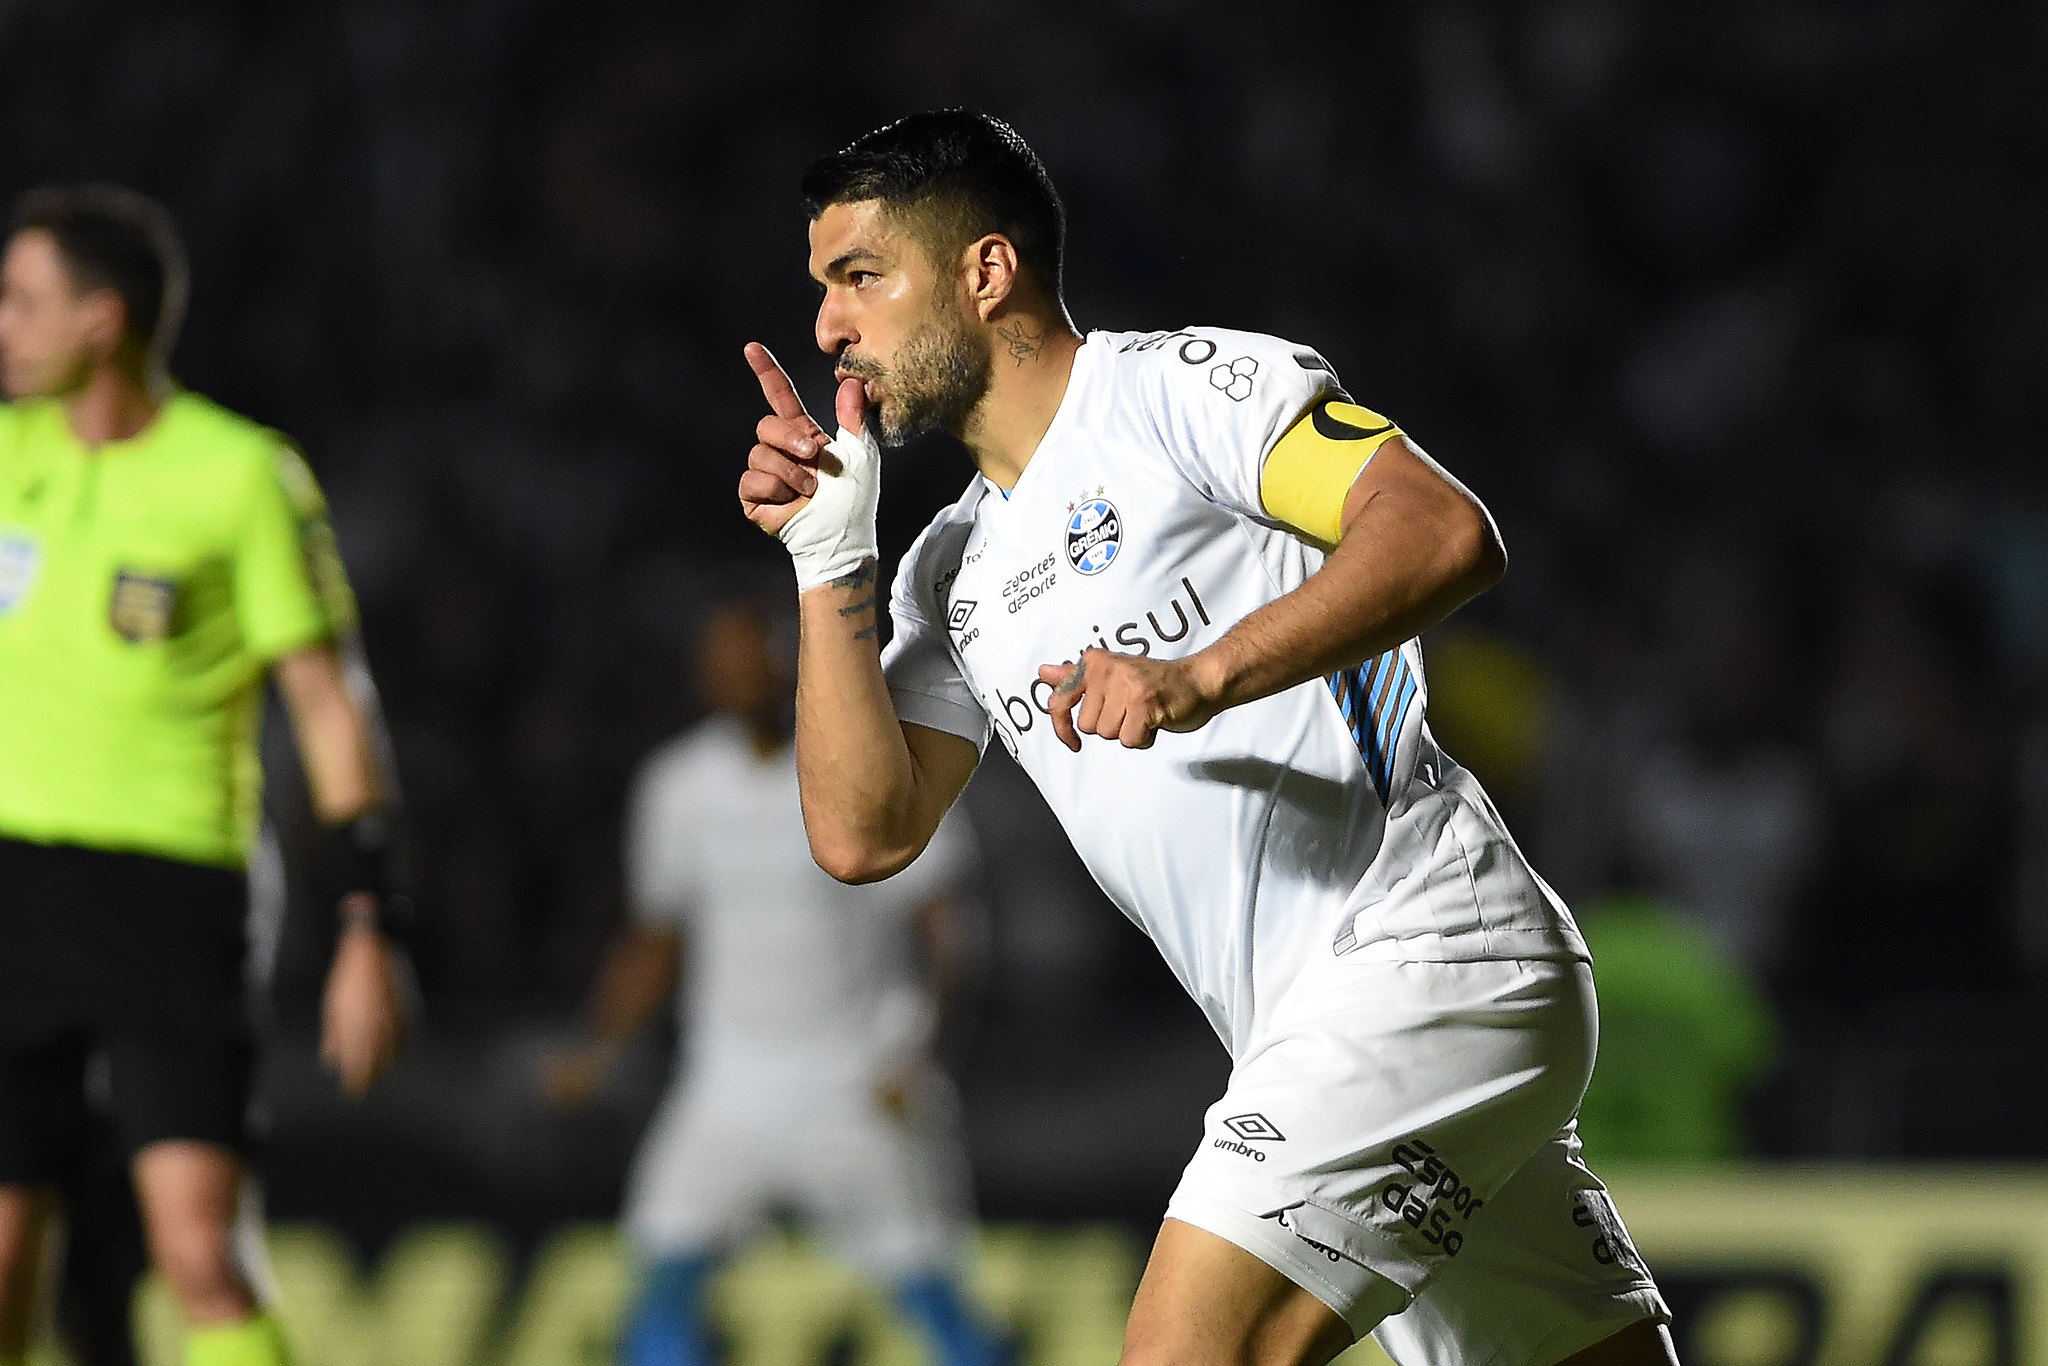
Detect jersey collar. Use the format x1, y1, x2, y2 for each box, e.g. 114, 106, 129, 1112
979, 332, 1100, 507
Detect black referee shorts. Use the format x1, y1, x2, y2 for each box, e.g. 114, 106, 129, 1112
0, 837, 257, 1183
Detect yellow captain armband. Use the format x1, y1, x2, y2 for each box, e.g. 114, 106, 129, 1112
1259, 398, 1404, 546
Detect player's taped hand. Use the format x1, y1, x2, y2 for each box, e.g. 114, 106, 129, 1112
777, 420, 881, 592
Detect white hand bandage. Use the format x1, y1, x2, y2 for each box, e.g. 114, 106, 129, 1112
777, 423, 880, 592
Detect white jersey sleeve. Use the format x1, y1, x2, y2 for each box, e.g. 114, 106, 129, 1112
1124, 327, 1345, 523
879, 502, 991, 750
623, 745, 702, 929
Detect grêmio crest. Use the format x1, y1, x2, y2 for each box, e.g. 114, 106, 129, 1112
1064, 489, 1122, 576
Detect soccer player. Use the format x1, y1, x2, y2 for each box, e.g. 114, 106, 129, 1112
738, 112, 1678, 1366
0, 186, 408, 1366
543, 591, 1003, 1366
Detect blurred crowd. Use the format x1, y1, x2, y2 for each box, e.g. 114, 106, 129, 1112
3, 0, 2044, 1132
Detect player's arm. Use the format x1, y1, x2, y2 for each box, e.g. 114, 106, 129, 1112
796, 575, 978, 882
1041, 409, 1503, 750
872, 892, 978, 1120
1192, 426, 1504, 710
541, 923, 681, 1108
740, 343, 979, 883
273, 639, 409, 1095
274, 640, 385, 822
910, 892, 981, 1057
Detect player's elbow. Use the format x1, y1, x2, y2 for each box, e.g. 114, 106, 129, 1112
809, 835, 916, 886
1462, 505, 1507, 594
1443, 495, 1506, 600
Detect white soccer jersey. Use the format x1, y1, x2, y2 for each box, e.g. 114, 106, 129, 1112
626, 716, 975, 1090
882, 327, 1587, 1056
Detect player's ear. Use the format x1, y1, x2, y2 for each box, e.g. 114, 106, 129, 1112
79, 288, 127, 361
965, 233, 1020, 320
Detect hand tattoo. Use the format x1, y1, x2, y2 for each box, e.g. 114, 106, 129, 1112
998, 319, 1045, 366
1055, 655, 1087, 696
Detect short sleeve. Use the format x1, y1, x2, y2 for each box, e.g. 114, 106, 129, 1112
1128, 327, 1345, 523
623, 752, 701, 928
234, 443, 358, 660
879, 519, 991, 751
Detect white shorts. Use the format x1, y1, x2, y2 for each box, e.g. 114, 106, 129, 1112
1165, 956, 1669, 1365
622, 1065, 975, 1282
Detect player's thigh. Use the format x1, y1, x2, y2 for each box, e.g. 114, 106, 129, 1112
0, 1029, 92, 1189
622, 1089, 768, 1256
1121, 1218, 1357, 1366
103, 1019, 258, 1166
95, 849, 257, 1159
802, 1078, 974, 1278
0, 843, 102, 1188
1165, 957, 1599, 1341
1371, 1124, 1668, 1366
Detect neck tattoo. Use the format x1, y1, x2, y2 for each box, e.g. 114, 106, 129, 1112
997, 319, 1045, 366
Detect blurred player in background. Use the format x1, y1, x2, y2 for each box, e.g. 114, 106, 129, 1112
740, 112, 1677, 1366
0, 186, 408, 1366
544, 588, 1003, 1366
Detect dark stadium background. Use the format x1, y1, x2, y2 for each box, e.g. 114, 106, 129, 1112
4, 0, 2047, 1357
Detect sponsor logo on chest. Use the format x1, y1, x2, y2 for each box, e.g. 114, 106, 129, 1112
1000, 552, 1059, 615
981, 575, 1212, 748
947, 484, 1221, 751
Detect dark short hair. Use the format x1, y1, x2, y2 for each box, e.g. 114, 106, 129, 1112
10, 184, 189, 365
802, 110, 1066, 297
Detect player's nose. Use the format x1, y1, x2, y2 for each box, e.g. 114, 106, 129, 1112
814, 296, 857, 356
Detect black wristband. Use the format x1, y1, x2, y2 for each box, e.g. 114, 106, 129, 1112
326, 810, 413, 940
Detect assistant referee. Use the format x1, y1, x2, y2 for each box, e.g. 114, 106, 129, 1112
0, 186, 408, 1366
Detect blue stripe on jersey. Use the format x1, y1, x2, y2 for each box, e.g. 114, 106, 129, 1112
1326, 647, 1412, 805
1335, 669, 1360, 725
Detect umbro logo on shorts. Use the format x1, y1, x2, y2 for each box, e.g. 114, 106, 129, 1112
1224, 1112, 1285, 1142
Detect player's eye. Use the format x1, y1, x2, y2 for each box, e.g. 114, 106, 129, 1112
849, 270, 879, 287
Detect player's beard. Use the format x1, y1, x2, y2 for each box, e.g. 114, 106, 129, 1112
842, 308, 992, 448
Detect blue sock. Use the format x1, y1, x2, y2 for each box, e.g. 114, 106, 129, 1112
621, 1254, 720, 1366
895, 1273, 1005, 1366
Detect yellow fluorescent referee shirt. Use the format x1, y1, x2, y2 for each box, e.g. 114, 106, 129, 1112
0, 392, 357, 868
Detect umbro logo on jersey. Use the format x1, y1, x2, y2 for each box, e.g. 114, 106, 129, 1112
1065, 496, 1122, 575
1225, 1113, 1285, 1142
947, 599, 977, 631
1214, 1112, 1282, 1162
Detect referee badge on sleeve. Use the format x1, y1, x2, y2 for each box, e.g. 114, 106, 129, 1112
0, 533, 39, 613
109, 569, 179, 642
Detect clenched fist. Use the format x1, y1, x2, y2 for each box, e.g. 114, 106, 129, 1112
1036, 649, 1226, 752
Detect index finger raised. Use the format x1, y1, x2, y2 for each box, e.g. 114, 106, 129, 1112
744, 342, 810, 422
